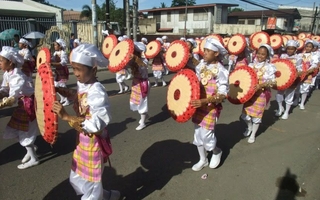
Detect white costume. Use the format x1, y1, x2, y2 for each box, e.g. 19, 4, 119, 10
116, 36, 131, 91
191, 38, 229, 172
69, 44, 120, 200
0, 46, 39, 169
275, 40, 303, 119
152, 38, 167, 86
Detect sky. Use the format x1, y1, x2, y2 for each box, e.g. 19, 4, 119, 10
48, 0, 319, 11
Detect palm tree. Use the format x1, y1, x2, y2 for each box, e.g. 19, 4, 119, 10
160, 2, 167, 8
80, 5, 92, 20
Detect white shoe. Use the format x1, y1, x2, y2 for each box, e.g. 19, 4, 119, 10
136, 124, 146, 130
281, 113, 289, 120
248, 136, 255, 144
124, 86, 129, 92
192, 159, 208, 171
243, 129, 252, 137
17, 159, 39, 169
118, 90, 123, 94
22, 153, 30, 163
62, 101, 70, 106
299, 104, 305, 110
152, 84, 158, 87
162, 82, 167, 87
275, 106, 284, 116
209, 149, 222, 169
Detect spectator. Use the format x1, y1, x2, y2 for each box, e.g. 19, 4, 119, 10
70, 33, 75, 50
11, 34, 20, 50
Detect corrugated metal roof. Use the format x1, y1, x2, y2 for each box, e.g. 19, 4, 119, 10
139, 3, 238, 12
0, 0, 55, 17
228, 9, 301, 19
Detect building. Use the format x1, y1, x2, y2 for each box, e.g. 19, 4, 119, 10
278, 5, 318, 33
228, 9, 301, 32
63, 10, 89, 21
139, 3, 238, 35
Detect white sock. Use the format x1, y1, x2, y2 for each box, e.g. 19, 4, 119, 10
161, 78, 166, 85
140, 114, 146, 125
118, 83, 123, 92
300, 93, 307, 106
246, 120, 253, 131
284, 103, 291, 115
26, 145, 37, 162
197, 146, 207, 161
249, 123, 260, 140
154, 78, 158, 85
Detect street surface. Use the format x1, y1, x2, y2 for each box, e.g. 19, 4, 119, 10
0, 68, 320, 200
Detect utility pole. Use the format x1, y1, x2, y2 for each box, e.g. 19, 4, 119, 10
311, 6, 318, 34
123, 0, 126, 35
132, 0, 138, 41
92, 0, 98, 47
126, 0, 131, 37
184, 0, 188, 38
105, 0, 111, 33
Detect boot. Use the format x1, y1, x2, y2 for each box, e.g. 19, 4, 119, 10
209, 147, 222, 169
299, 93, 307, 110
248, 123, 260, 144
21, 145, 38, 163
118, 83, 123, 94
192, 146, 208, 171
136, 114, 147, 130
18, 144, 39, 169
152, 78, 158, 87
123, 83, 129, 92
281, 104, 291, 120
275, 102, 284, 116
243, 120, 253, 137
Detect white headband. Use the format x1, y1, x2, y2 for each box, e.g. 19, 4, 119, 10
74, 39, 81, 45
0, 46, 24, 65
187, 38, 197, 48
204, 38, 228, 56
19, 38, 29, 45
55, 38, 66, 49
134, 42, 146, 52
259, 44, 274, 60
71, 44, 109, 68
156, 38, 164, 45
286, 40, 299, 48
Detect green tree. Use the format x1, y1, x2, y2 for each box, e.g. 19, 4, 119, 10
160, 2, 167, 8
171, 0, 196, 7
228, 7, 244, 13
80, 4, 93, 19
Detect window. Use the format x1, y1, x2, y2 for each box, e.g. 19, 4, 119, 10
179, 10, 188, 21
238, 20, 245, 24
167, 11, 171, 22
247, 19, 255, 25
193, 9, 208, 21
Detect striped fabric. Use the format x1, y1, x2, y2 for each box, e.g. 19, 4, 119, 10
152, 57, 164, 71
243, 90, 267, 119
130, 78, 141, 105
71, 133, 102, 182
7, 99, 30, 132
55, 65, 69, 81
303, 61, 313, 83
192, 79, 220, 130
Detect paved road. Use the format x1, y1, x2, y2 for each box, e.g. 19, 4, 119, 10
0, 69, 319, 200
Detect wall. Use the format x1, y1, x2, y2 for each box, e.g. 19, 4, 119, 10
139, 18, 157, 34
214, 24, 262, 35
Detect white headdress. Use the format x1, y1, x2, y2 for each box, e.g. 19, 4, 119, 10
71, 44, 109, 68
156, 37, 164, 45
55, 38, 66, 49
286, 40, 299, 48
134, 42, 146, 52
0, 46, 24, 66
259, 44, 274, 60
204, 38, 228, 56
19, 38, 29, 45
186, 38, 197, 48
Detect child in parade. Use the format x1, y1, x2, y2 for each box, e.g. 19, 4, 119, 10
73, 39, 81, 49
18, 38, 35, 77
116, 36, 130, 93
185, 38, 200, 70
129, 42, 150, 130
190, 38, 229, 171
0, 46, 39, 169
242, 44, 276, 143
51, 38, 71, 106
275, 40, 303, 119
162, 35, 170, 51
151, 38, 167, 87
310, 41, 320, 89
298, 40, 319, 109
52, 44, 120, 200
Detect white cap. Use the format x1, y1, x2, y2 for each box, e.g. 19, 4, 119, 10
71, 44, 109, 68
162, 36, 168, 40
0, 46, 24, 66
204, 38, 228, 56
55, 38, 66, 49
19, 38, 29, 45
156, 37, 164, 45
259, 44, 274, 60
134, 42, 146, 52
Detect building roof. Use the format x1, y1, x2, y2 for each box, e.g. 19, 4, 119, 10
0, 0, 56, 17
63, 10, 88, 21
139, 3, 238, 13
228, 9, 301, 19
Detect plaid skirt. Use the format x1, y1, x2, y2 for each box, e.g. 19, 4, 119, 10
7, 97, 35, 132
243, 90, 267, 119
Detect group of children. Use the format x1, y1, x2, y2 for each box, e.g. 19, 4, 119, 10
1, 32, 320, 199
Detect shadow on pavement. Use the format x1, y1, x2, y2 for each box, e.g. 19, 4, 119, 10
105, 139, 197, 200
0, 129, 77, 166
275, 168, 307, 200
259, 100, 280, 137
43, 178, 80, 200
148, 104, 171, 126
108, 117, 136, 138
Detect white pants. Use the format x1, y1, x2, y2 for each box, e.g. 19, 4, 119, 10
193, 124, 217, 151
153, 70, 164, 79
276, 87, 295, 105
300, 83, 311, 94
241, 113, 261, 124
